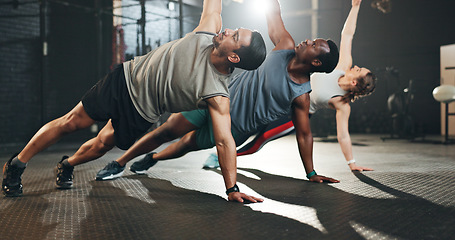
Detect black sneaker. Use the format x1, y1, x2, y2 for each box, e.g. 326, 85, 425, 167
2, 153, 25, 197
130, 152, 158, 174
55, 156, 74, 189
96, 161, 125, 181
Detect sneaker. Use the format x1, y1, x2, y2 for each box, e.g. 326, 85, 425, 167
55, 156, 74, 189
202, 153, 219, 169
96, 161, 125, 181
130, 153, 157, 174
2, 153, 25, 197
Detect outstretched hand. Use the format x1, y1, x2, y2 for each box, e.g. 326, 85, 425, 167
309, 175, 340, 183
228, 192, 264, 203
349, 163, 373, 172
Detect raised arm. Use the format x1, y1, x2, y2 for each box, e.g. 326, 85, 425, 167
265, 0, 295, 50
335, 0, 362, 71
205, 96, 263, 203
292, 94, 339, 183
193, 0, 222, 34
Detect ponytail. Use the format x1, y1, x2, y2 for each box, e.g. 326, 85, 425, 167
341, 72, 377, 103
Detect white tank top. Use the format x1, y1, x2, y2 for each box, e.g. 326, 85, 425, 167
309, 69, 347, 114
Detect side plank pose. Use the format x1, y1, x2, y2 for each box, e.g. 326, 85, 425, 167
2, 0, 267, 203
201, 0, 377, 171
96, 0, 340, 185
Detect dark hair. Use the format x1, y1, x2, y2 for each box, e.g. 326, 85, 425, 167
313, 39, 339, 73
341, 71, 377, 103
233, 31, 267, 70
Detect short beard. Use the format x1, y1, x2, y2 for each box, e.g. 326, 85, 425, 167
212, 36, 220, 48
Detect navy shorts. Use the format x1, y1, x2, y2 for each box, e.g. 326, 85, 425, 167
81, 65, 153, 150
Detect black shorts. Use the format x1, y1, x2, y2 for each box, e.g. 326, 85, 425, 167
81, 65, 153, 150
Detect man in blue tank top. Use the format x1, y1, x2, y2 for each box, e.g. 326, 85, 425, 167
205, 0, 377, 173
96, 0, 340, 186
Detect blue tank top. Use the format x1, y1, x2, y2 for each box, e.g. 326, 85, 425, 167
229, 50, 312, 135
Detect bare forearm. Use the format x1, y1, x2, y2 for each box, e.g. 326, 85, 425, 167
297, 133, 314, 174
216, 139, 237, 189
265, 0, 291, 47
337, 135, 354, 161
195, 0, 222, 33
341, 5, 360, 38
202, 0, 222, 16
265, 0, 281, 16
265, 0, 283, 33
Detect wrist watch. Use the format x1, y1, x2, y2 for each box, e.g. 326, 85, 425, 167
226, 184, 240, 195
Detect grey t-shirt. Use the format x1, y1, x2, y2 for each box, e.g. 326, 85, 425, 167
309, 69, 347, 114
229, 49, 312, 135
123, 32, 231, 123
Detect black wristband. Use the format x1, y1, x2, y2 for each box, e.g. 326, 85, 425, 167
225, 184, 240, 195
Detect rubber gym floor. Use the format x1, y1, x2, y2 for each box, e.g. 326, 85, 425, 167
1, 134, 454, 240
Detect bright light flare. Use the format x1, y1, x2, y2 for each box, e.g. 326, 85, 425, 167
250, 0, 271, 16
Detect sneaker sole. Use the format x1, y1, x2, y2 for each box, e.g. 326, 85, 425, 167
55, 183, 73, 189
95, 170, 124, 181
202, 165, 219, 169
130, 168, 148, 175
3, 190, 23, 197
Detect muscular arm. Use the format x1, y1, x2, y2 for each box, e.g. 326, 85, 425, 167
193, 0, 222, 34
292, 94, 339, 183
335, 0, 362, 71
205, 96, 263, 203
330, 96, 373, 171
265, 0, 295, 50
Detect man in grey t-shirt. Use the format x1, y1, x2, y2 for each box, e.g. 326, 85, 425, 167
2, 0, 266, 203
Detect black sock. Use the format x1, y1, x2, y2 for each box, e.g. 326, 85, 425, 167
11, 156, 27, 168
62, 158, 73, 168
